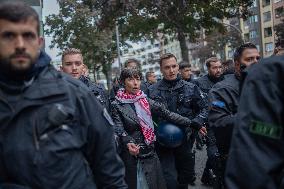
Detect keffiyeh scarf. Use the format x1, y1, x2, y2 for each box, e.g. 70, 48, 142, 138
116, 89, 156, 145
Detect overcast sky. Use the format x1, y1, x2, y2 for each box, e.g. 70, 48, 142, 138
42, 0, 59, 61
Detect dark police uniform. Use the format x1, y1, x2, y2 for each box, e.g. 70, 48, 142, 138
225, 55, 284, 189
208, 73, 240, 188
0, 52, 127, 189
193, 74, 223, 185
79, 75, 110, 110
148, 78, 207, 189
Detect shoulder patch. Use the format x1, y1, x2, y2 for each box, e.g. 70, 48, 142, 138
249, 120, 282, 140
211, 101, 225, 108
103, 108, 114, 126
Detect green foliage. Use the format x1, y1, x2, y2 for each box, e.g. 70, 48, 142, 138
99, 0, 253, 61
45, 0, 117, 80
45, 0, 254, 80
192, 27, 242, 65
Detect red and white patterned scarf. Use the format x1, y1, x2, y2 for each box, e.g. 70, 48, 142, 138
116, 89, 156, 145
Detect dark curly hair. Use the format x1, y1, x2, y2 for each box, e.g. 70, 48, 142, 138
119, 68, 142, 84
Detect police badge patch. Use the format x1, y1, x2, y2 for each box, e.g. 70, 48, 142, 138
250, 120, 282, 140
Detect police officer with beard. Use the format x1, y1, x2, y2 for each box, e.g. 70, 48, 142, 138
0, 2, 126, 189
148, 53, 207, 189
208, 43, 260, 188
192, 57, 223, 186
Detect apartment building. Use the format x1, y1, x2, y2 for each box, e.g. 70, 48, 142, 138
121, 39, 182, 78
226, 0, 284, 58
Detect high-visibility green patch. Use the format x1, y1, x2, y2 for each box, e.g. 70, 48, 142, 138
250, 120, 282, 140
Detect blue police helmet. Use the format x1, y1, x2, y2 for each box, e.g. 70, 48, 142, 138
157, 122, 185, 148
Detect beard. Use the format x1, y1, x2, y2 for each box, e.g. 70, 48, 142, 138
0, 50, 36, 80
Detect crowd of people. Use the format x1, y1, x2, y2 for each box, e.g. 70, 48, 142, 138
0, 2, 284, 189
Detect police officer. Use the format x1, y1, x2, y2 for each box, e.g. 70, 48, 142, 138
208, 43, 260, 188
225, 55, 284, 189
148, 53, 207, 189
179, 61, 193, 82
145, 71, 157, 88
60, 48, 109, 109
0, 2, 126, 189
193, 57, 223, 186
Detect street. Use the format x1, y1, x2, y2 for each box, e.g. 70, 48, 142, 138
191, 146, 212, 189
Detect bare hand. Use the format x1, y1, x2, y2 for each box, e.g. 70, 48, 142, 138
127, 143, 140, 156
199, 126, 207, 136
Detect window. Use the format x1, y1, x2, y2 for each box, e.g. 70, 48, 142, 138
249, 30, 258, 39
263, 0, 270, 6
243, 20, 249, 29
263, 11, 271, 22
250, 0, 257, 7
264, 27, 273, 37
275, 7, 284, 18
265, 43, 274, 52
249, 15, 258, 23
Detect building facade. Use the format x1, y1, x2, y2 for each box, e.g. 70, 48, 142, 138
226, 0, 284, 58
120, 38, 182, 78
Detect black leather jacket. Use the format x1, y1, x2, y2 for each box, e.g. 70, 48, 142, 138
0, 52, 127, 189
111, 97, 200, 146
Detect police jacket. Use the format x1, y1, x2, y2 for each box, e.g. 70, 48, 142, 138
208, 74, 240, 154
148, 78, 207, 129
0, 52, 127, 189
79, 75, 110, 111
193, 74, 223, 146
225, 56, 284, 189
193, 74, 223, 100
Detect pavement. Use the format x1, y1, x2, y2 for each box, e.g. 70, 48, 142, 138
190, 146, 212, 189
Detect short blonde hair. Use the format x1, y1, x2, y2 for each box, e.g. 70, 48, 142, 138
62, 48, 82, 61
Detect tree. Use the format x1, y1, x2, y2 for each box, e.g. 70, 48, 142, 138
191, 28, 242, 72
45, 0, 118, 89
99, 0, 253, 62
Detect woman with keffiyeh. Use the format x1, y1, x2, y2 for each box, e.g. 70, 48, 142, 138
111, 69, 206, 189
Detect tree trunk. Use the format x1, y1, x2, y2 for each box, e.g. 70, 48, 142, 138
102, 61, 112, 91
177, 31, 189, 63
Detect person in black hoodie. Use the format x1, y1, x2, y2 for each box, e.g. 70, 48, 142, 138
0, 2, 126, 189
